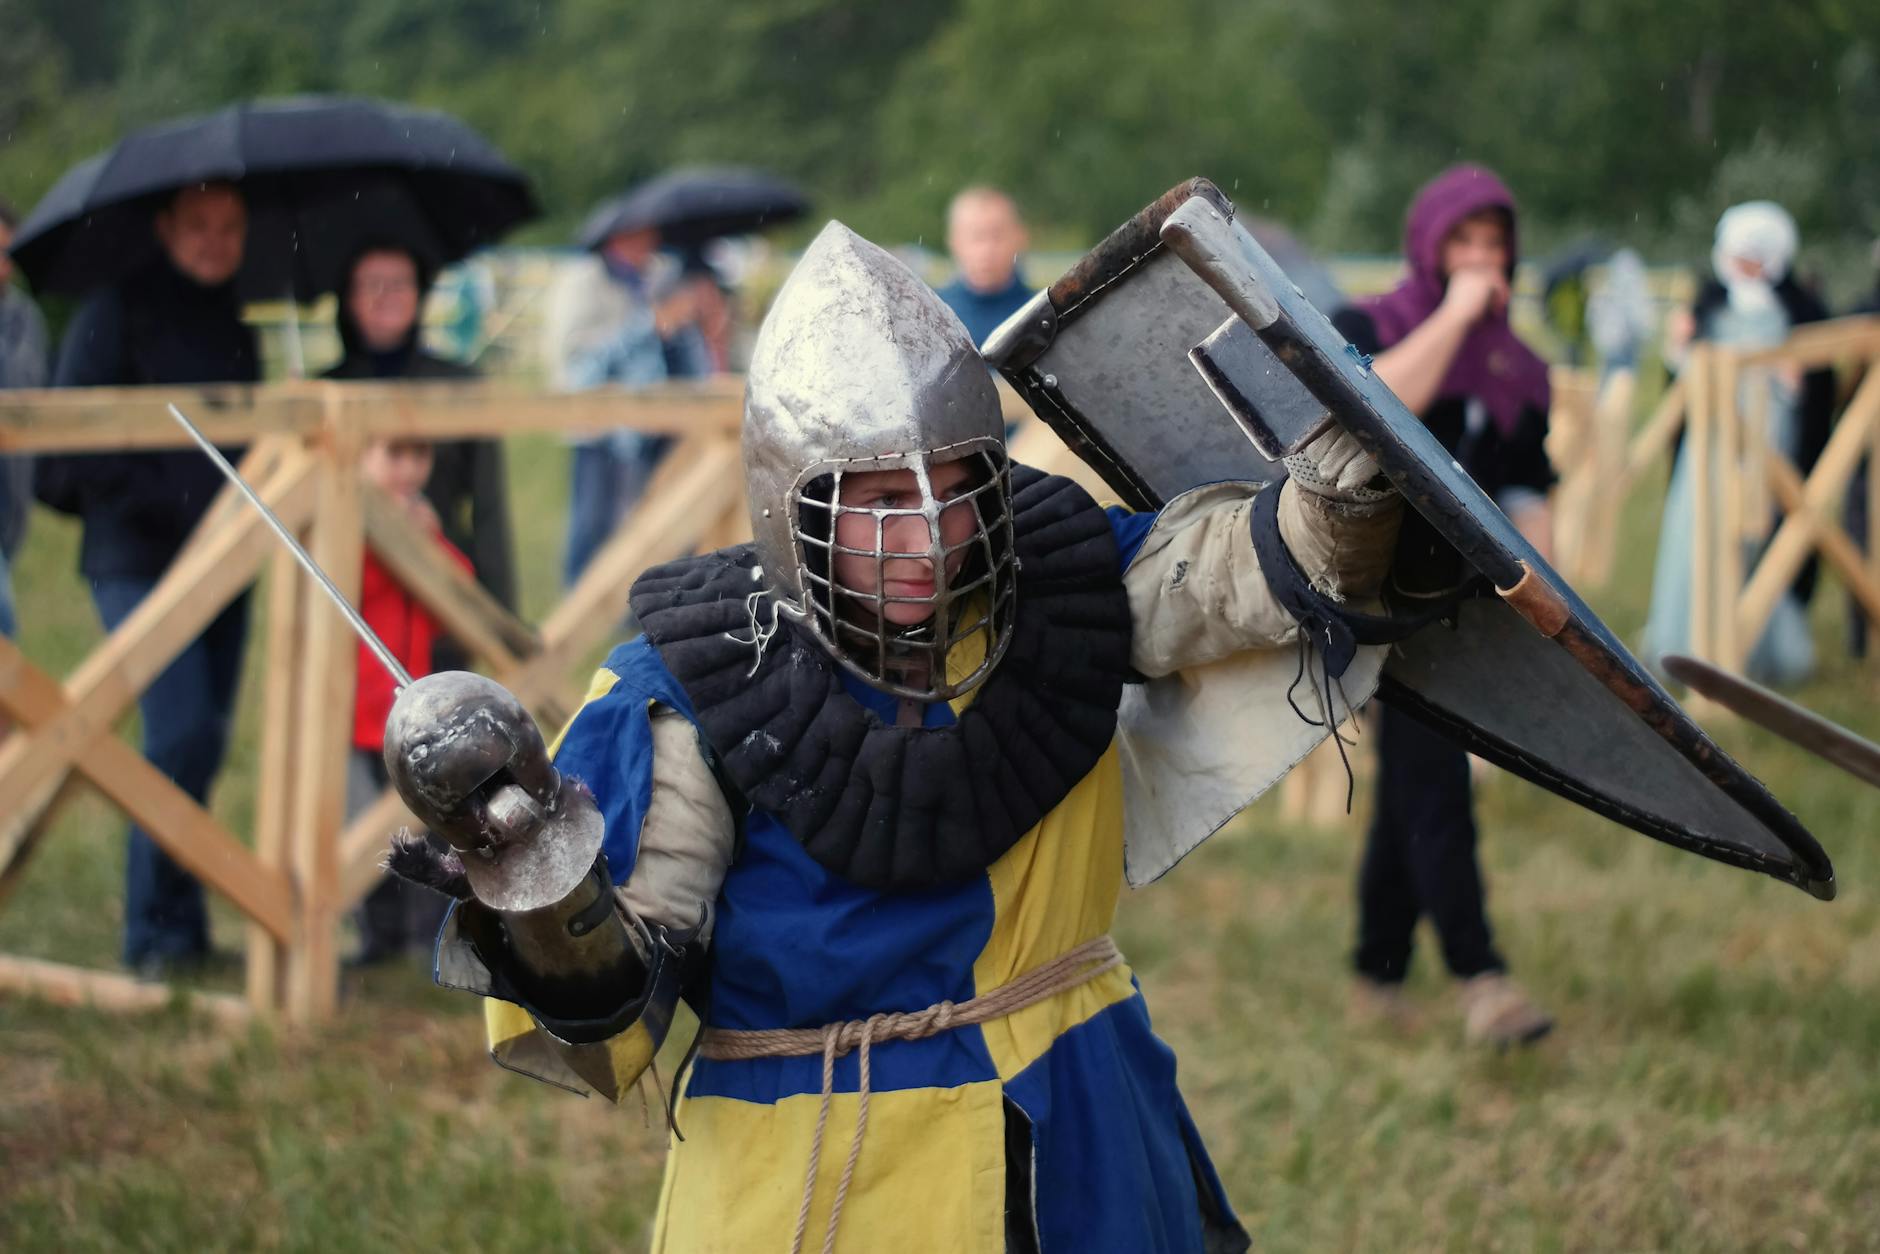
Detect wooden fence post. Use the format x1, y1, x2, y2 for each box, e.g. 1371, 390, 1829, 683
283, 390, 366, 1022
248, 540, 307, 1016
1713, 349, 1743, 673
1687, 344, 1716, 671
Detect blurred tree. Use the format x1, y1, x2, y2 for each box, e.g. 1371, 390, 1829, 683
0, 0, 1871, 268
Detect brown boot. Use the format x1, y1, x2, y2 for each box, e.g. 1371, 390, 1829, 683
1349, 976, 1424, 1035
1458, 973, 1553, 1047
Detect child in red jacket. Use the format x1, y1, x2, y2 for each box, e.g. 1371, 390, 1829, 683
350, 435, 474, 964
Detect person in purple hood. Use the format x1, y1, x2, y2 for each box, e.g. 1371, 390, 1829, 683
1331, 164, 1556, 1047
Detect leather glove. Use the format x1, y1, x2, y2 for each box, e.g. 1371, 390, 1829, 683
1281, 425, 1394, 507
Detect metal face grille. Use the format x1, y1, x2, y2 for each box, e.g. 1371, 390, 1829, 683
788, 439, 1017, 701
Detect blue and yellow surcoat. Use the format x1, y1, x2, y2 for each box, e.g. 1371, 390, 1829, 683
469, 507, 1248, 1253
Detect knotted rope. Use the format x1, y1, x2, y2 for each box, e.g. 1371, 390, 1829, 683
697, 933, 1125, 1254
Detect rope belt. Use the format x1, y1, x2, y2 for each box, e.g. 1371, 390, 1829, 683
696, 933, 1125, 1254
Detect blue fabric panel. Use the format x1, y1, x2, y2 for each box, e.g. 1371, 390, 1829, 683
550, 638, 702, 885
1005, 988, 1237, 1253
1106, 505, 1157, 571
690, 813, 999, 1100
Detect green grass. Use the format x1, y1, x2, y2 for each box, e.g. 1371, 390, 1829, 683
3, 433, 1878, 1251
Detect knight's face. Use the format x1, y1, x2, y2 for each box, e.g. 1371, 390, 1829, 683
831, 460, 980, 627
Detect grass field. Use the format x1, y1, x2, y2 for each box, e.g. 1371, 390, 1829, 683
2, 432, 1877, 1252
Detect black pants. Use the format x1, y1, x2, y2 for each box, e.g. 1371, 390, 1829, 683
348, 749, 450, 960
1353, 703, 1505, 984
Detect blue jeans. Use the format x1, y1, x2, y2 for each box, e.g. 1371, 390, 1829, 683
90, 576, 251, 964
562, 435, 671, 587
0, 548, 15, 639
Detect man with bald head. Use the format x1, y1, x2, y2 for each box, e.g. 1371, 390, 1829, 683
39, 181, 259, 978
935, 186, 1036, 348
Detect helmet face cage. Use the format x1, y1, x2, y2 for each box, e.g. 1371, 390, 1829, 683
787, 438, 1017, 702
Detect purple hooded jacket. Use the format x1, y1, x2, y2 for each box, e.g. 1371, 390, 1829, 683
1358, 164, 1551, 436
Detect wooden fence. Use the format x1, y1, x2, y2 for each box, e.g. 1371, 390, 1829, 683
0, 379, 756, 1023
0, 379, 1088, 1025
1545, 315, 1880, 669
5, 318, 1870, 1014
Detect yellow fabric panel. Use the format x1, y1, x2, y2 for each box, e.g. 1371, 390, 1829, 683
602, 1020, 660, 1088
652, 1081, 1007, 1254
486, 997, 537, 1046
547, 664, 623, 757
945, 594, 990, 716
947, 588, 1135, 1080
484, 996, 660, 1102
974, 744, 1136, 1082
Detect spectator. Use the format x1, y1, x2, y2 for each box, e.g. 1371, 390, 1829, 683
37, 181, 257, 979
935, 186, 1035, 348
322, 241, 517, 627
0, 196, 49, 653
1332, 164, 1556, 1048
1586, 248, 1656, 376
1842, 240, 1879, 657
1644, 201, 1820, 685
349, 433, 469, 963
663, 247, 734, 376
543, 226, 706, 588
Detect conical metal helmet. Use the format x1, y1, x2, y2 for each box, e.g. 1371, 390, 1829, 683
744, 221, 1017, 701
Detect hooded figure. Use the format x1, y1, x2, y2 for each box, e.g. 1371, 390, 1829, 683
1685, 201, 1837, 607
1643, 201, 1822, 686
322, 240, 517, 618
406, 221, 1407, 1252
1330, 164, 1559, 1048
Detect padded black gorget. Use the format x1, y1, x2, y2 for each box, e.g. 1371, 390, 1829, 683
630, 466, 1133, 893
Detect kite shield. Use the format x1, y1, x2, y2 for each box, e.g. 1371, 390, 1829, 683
984, 178, 1834, 900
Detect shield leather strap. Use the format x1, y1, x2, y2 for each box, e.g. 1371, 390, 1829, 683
1246, 482, 1457, 679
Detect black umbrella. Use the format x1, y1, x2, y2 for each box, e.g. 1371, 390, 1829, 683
10, 95, 538, 301
576, 165, 809, 252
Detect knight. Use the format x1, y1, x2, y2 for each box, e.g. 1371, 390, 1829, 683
386, 219, 1407, 1252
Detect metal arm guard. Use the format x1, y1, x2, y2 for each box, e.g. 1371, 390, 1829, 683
445, 856, 691, 1048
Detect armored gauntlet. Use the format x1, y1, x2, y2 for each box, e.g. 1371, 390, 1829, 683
384, 672, 647, 1030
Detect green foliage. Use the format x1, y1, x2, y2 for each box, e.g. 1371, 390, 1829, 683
1, 0, 1872, 269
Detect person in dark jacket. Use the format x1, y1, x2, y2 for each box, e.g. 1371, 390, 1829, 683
38, 181, 256, 977
1332, 164, 1555, 1048
1844, 244, 1879, 656
1, 195, 49, 648
321, 240, 516, 620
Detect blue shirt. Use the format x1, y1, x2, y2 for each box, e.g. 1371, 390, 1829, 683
936, 273, 1035, 348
